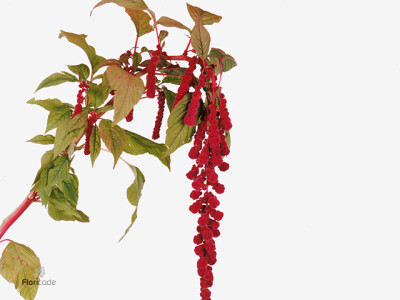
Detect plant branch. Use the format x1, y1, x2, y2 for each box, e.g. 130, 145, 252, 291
0, 191, 38, 240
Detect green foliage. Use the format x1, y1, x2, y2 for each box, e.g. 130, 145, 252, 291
162, 86, 177, 112
208, 48, 237, 75
125, 8, 153, 37
98, 119, 127, 167
157, 16, 190, 32
124, 130, 171, 169
91, 0, 148, 14
59, 30, 105, 74
186, 3, 222, 25
58, 174, 79, 206
87, 81, 111, 108
47, 155, 71, 187
90, 125, 101, 166
120, 164, 145, 241
67, 64, 90, 81
35, 72, 78, 92
105, 66, 145, 125
0, 241, 41, 300
191, 18, 211, 60
225, 131, 231, 148
27, 98, 74, 133
132, 52, 142, 72
164, 93, 196, 156
126, 164, 145, 206
162, 76, 181, 85
27, 134, 55, 145
47, 187, 89, 222
53, 111, 89, 157
159, 30, 168, 42
46, 106, 73, 133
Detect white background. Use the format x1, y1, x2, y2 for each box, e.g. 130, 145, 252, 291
1, 0, 400, 299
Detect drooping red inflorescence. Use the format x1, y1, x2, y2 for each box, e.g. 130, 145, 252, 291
72, 80, 89, 118
184, 72, 207, 127
172, 56, 198, 108
186, 94, 231, 300
152, 90, 166, 140
146, 46, 162, 98
84, 111, 99, 155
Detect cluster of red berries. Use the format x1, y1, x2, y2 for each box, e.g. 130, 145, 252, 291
152, 90, 165, 140
146, 46, 162, 98
71, 80, 89, 118
172, 56, 198, 108
186, 96, 231, 299
84, 111, 98, 155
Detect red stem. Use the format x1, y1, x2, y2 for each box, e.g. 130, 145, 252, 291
0, 191, 37, 240
0, 239, 11, 244
165, 55, 191, 62
183, 38, 192, 55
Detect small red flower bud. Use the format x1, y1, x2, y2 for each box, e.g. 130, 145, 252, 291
198, 215, 209, 226
218, 162, 230, 171
197, 257, 208, 269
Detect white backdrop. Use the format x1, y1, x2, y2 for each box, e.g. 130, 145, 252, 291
1, 0, 400, 299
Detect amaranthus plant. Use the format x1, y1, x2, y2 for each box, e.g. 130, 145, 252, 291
0, 1, 236, 299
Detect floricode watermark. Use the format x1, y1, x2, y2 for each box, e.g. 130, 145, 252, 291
22, 266, 56, 286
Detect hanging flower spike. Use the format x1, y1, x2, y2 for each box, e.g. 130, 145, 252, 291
218, 93, 232, 131
172, 56, 198, 108
72, 80, 89, 118
184, 72, 207, 127
152, 90, 166, 140
146, 47, 162, 98
84, 112, 98, 155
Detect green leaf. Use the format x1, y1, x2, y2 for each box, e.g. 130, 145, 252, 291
35, 72, 78, 92
46, 106, 72, 133
105, 66, 145, 125
157, 16, 190, 32
125, 8, 153, 37
162, 86, 176, 112
225, 131, 231, 148
95, 105, 114, 114
124, 130, 170, 169
186, 3, 222, 25
47, 188, 89, 222
159, 67, 186, 76
159, 30, 168, 42
27, 98, 70, 111
119, 207, 138, 242
190, 18, 211, 59
0, 241, 41, 300
98, 119, 127, 167
126, 164, 145, 206
164, 93, 196, 156
47, 155, 71, 187
67, 64, 90, 80
132, 52, 142, 72
91, 0, 148, 14
90, 125, 101, 166
208, 48, 237, 74
27, 134, 55, 145
162, 76, 181, 85
58, 174, 79, 207
53, 111, 89, 157
59, 30, 105, 73
87, 82, 111, 108
31, 151, 55, 191
222, 54, 237, 72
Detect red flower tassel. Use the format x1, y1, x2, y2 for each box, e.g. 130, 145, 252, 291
152, 90, 166, 140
